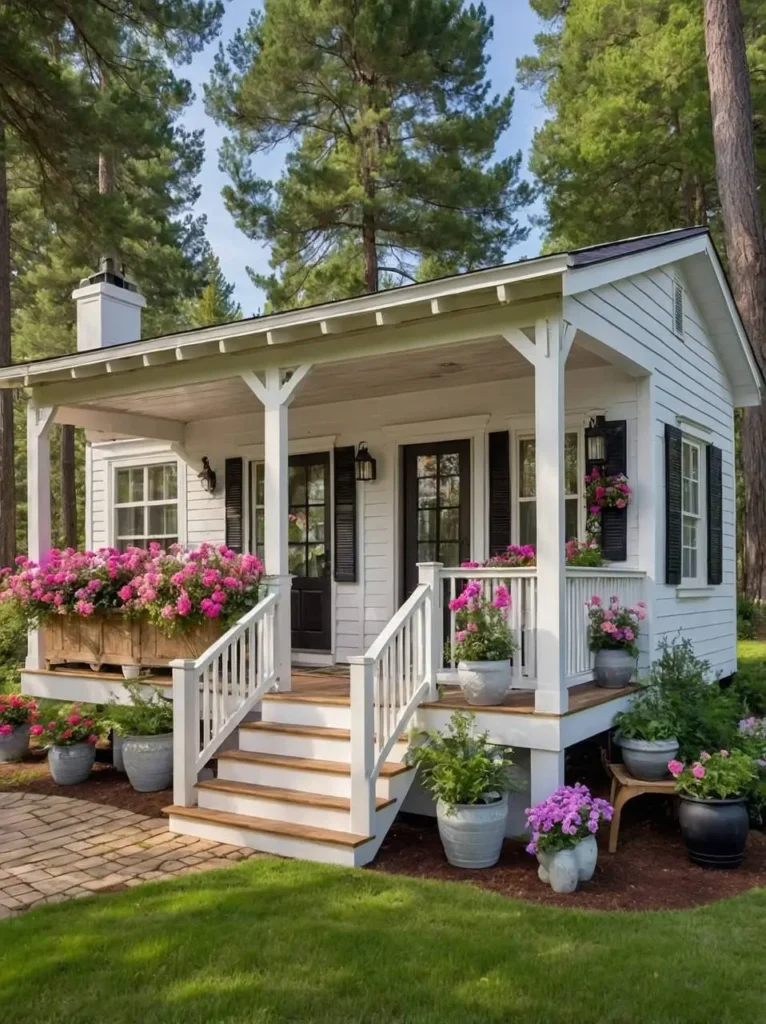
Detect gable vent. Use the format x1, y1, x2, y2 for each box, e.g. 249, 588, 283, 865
673, 278, 684, 337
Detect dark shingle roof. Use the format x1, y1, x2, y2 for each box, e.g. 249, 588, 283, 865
569, 226, 709, 267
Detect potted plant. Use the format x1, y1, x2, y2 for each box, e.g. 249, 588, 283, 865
584, 468, 632, 541
30, 705, 101, 785
0, 693, 39, 763
525, 784, 613, 893
586, 594, 644, 688
614, 689, 679, 780
108, 683, 174, 792
407, 711, 515, 868
669, 749, 757, 868
448, 580, 516, 705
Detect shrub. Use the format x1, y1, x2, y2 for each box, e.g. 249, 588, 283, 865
0, 601, 27, 694
108, 684, 173, 737
730, 658, 766, 717
737, 595, 764, 640
407, 711, 515, 813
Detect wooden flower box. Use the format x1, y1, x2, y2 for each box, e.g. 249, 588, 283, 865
42, 614, 223, 671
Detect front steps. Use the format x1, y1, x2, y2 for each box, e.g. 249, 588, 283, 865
164, 687, 415, 867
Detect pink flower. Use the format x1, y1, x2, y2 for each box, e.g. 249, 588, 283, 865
590, 595, 602, 606
668, 760, 684, 778
67, 714, 82, 726
492, 584, 510, 609
29, 725, 44, 736
161, 605, 176, 620
87, 734, 99, 745
117, 585, 133, 602
466, 621, 478, 633
75, 600, 95, 616
176, 593, 192, 617
589, 504, 601, 515
720, 749, 729, 758
595, 486, 606, 500
456, 630, 467, 643
623, 627, 634, 641
616, 499, 626, 509
0, 724, 12, 736
699, 751, 711, 762
691, 763, 706, 780
600, 621, 617, 634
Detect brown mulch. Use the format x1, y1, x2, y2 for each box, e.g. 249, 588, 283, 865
371, 802, 766, 912
0, 745, 171, 817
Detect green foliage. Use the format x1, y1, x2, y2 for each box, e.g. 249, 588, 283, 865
449, 583, 515, 663
407, 710, 515, 813
673, 749, 756, 801
519, 0, 766, 249
737, 595, 764, 641
206, 0, 531, 309
730, 659, 766, 718
614, 687, 677, 742
108, 684, 174, 737
183, 253, 242, 328
0, 600, 26, 694
36, 704, 102, 747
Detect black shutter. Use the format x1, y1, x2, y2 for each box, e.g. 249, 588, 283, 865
707, 444, 723, 586
334, 446, 357, 582
597, 419, 627, 561
224, 457, 244, 554
665, 424, 683, 585
488, 431, 511, 556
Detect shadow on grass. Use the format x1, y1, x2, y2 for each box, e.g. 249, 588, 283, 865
0, 858, 764, 1024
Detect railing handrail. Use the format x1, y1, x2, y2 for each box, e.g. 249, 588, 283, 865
565, 566, 646, 579
440, 564, 646, 579
363, 583, 429, 662
192, 591, 277, 673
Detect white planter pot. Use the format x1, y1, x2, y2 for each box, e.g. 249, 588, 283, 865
574, 834, 598, 881
593, 648, 636, 688
0, 723, 30, 763
122, 732, 173, 792
436, 795, 508, 868
48, 743, 95, 785
537, 837, 597, 892
618, 735, 679, 781
121, 664, 141, 680
457, 661, 512, 706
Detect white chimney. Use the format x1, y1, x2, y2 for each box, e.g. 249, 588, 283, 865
72, 258, 146, 351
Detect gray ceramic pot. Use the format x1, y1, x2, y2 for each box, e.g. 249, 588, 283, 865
48, 742, 96, 785
593, 648, 636, 688
618, 735, 679, 780
457, 661, 513, 706
112, 732, 125, 773
436, 794, 508, 868
122, 732, 173, 792
0, 723, 30, 763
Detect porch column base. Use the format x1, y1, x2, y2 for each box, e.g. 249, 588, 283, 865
530, 748, 565, 805
266, 574, 293, 692
26, 405, 57, 671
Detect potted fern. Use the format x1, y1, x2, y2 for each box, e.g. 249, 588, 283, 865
407, 711, 515, 868
108, 684, 173, 792
614, 688, 679, 780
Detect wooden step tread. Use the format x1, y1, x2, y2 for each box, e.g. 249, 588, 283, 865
196, 778, 394, 812
215, 749, 411, 777
241, 721, 350, 740
262, 692, 350, 707
163, 804, 373, 848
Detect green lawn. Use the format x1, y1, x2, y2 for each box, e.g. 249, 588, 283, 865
0, 857, 764, 1024
737, 638, 766, 664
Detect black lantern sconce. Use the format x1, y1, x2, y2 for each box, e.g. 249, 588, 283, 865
585, 415, 607, 468
354, 442, 377, 482
198, 456, 217, 495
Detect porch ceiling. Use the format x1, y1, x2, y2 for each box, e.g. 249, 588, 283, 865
79, 338, 608, 423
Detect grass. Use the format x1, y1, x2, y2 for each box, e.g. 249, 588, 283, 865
737, 639, 766, 665
0, 857, 765, 1024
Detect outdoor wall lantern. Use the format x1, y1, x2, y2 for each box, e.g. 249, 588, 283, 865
354, 442, 377, 482
586, 415, 607, 466
198, 456, 217, 495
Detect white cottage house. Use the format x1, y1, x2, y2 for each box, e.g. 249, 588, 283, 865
1, 226, 761, 864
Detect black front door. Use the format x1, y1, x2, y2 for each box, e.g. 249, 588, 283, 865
289, 452, 331, 651
402, 440, 471, 598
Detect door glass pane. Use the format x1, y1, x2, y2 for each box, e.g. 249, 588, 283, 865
439, 453, 460, 476
255, 464, 265, 506
519, 439, 536, 498
148, 505, 177, 536
439, 475, 460, 506
289, 465, 306, 505
417, 455, 437, 477
307, 544, 327, 578
117, 507, 145, 537
565, 498, 578, 541
289, 509, 307, 541
289, 546, 306, 576
418, 542, 436, 563
439, 542, 460, 567
440, 507, 460, 541
417, 509, 437, 542
117, 468, 143, 504
308, 507, 325, 542
565, 433, 578, 495
255, 509, 264, 546
418, 476, 437, 508
307, 463, 325, 503
519, 502, 536, 546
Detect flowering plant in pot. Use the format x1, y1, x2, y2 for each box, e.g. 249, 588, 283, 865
584, 468, 632, 539
407, 711, 515, 868
30, 705, 101, 785
669, 749, 757, 868
614, 689, 679, 780
460, 540, 605, 569
108, 684, 174, 792
448, 581, 516, 705
586, 594, 644, 688
0, 693, 39, 763
565, 539, 605, 567
525, 784, 613, 893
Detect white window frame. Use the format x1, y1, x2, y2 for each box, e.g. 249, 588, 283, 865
681, 436, 706, 585
109, 453, 186, 550
513, 428, 585, 546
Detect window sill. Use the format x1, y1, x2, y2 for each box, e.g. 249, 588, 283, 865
675, 584, 716, 600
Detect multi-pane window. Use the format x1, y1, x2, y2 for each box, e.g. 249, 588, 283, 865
250, 462, 265, 563
114, 463, 178, 551
416, 452, 464, 567
288, 458, 328, 578
518, 432, 580, 546
682, 439, 701, 580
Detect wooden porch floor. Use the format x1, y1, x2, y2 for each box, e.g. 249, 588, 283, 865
281, 671, 638, 718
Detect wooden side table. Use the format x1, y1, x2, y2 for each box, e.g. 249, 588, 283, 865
607, 762, 677, 853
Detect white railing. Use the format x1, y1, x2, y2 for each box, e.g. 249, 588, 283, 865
348, 567, 439, 835
171, 588, 278, 806
441, 567, 538, 684
565, 568, 646, 685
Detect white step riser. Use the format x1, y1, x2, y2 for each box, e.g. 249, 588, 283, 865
197, 788, 351, 831
261, 700, 350, 730
239, 730, 352, 762
167, 814, 360, 867
216, 758, 407, 801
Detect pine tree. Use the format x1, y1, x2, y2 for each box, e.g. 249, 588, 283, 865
206, 0, 531, 310
184, 253, 242, 327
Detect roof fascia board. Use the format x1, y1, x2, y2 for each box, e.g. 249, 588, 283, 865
30, 297, 560, 409
563, 235, 709, 296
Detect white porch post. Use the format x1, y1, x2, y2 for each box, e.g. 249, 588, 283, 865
417, 562, 443, 700
530, 749, 565, 805
534, 318, 567, 716
26, 404, 57, 670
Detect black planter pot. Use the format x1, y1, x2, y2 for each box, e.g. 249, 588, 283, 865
678, 794, 749, 869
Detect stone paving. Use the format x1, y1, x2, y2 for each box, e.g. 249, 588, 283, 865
0, 791, 259, 916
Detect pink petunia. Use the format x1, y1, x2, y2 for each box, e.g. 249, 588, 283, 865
691, 763, 706, 779
668, 760, 684, 778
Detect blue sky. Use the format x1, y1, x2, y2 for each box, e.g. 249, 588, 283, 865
182, 0, 547, 315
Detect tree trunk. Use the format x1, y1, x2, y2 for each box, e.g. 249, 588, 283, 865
60, 425, 76, 548
704, 0, 766, 598
0, 120, 16, 568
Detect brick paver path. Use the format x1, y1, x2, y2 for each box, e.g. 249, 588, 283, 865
0, 791, 258, 915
